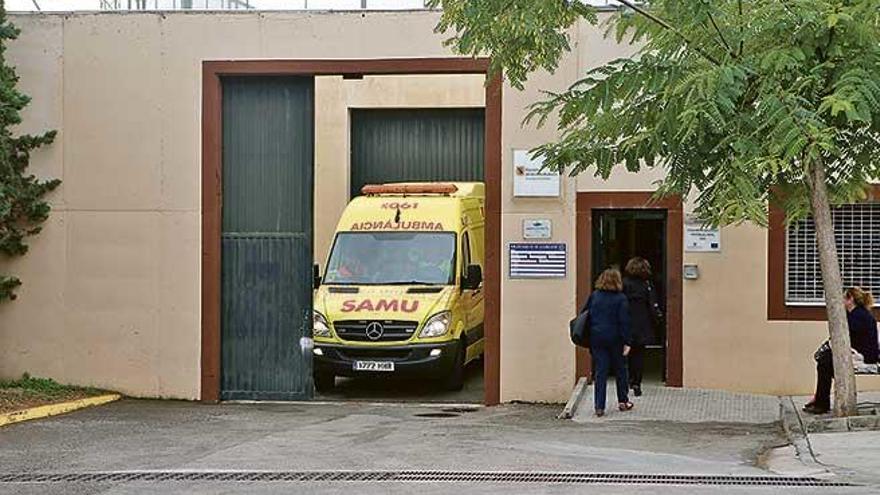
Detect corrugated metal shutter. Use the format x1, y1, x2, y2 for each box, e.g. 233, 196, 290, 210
350, 108, 484, 197
786, 202, 880, 305
221, 76, 314, 400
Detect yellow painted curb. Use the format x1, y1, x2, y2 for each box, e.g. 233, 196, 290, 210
0, 394, 121, 428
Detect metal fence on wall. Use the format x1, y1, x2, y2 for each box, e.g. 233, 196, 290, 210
20, 0, 623, 12
99, 0, 252, 9
96, 0, 430, 10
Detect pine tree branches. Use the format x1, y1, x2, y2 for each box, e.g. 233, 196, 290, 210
0, 5, 59, 301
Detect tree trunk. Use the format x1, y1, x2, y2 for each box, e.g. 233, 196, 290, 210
807, 159, 857, 417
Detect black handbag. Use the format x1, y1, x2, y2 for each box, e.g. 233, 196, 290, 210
647, 281, 664, 328
569, 296, 592, 348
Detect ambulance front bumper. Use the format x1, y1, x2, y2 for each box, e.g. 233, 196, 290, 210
313, 341, 458, 378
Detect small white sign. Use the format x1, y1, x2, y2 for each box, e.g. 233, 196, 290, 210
513, 149, 561, 197
523, 219, 552, 239
685, 216, 721, 252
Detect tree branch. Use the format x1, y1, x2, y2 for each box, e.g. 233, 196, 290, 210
615, 0, 722, 66
738, 0, 744, 57
707, 10, 734, 57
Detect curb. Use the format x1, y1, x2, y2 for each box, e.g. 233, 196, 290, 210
777, 396, 833, 477
558, 377, 588, 419
0, 394, 121, 428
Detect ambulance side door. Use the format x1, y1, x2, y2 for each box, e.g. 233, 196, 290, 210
460, 228, 484, 358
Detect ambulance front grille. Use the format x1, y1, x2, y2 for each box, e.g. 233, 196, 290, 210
334, 320, 418, 342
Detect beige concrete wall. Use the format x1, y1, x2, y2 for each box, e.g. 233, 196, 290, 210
4, 10, 873, 402
0, 11, 499, 400
0, 11, 482, 399
314, 74, 484, 263
682, 221, 880, 395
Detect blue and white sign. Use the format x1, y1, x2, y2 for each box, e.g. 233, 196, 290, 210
509, 243, 567, 279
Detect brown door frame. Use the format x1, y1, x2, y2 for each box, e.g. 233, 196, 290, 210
201, 58, 503, 405
575, 192, 683, 387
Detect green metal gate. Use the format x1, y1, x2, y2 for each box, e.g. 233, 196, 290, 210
221, 76, 314, 401
350, 108, 485, 197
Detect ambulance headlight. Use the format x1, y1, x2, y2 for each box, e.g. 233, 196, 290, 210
313, 310, 332, 338
419, 311, 451, 338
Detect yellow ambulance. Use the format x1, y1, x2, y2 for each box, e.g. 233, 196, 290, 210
312, 182, 485, 391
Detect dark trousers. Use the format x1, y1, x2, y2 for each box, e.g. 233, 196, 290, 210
628, 344, 645, 387
813, 351, 834, 409
592, 345, 629, 411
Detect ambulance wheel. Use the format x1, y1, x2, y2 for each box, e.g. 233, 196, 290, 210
442, 340, 466, 391
314, 371, 335, 392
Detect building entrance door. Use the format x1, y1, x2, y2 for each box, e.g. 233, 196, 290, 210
592, 209, 668, 383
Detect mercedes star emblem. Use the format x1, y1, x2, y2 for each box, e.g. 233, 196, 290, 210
365, 322, 384, 341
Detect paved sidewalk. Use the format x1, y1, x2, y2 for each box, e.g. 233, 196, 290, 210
573, 384, 782, 424
780, 392, 880, 487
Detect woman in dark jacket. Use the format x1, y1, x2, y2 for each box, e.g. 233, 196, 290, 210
623, 257, 662, 397
805, 287, 879, 414
586, 268, 633, 417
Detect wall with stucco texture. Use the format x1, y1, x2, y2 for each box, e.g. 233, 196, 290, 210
0, 11, 494, 399
0, 10, 566, 401
4, 10, 870, 401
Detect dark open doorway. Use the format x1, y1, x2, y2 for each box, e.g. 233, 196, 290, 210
592, 209, 667, 383
575, 192, 683, 387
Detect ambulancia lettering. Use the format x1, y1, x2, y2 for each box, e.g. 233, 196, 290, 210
341, 299, 421, 313
350, 220, 444, 231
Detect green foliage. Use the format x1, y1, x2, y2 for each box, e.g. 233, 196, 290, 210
434, 0, 880, 227
0, 373, 101, 396
427, 0, 595, 90
0, 4, 59, 301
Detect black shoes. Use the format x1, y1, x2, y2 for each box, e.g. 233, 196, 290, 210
803, 401, 830, 414
632, 385, 642, 397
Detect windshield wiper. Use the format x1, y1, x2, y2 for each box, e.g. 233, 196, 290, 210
378, 281, 447, 286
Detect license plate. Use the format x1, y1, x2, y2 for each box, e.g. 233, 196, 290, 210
353, 361, 395, 372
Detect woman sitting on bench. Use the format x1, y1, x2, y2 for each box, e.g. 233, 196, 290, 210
804, 287, 879, 415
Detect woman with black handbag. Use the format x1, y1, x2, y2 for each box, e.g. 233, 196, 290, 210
585, 268, 633, 417
804, 287, 879, 414
623, 257, 663, 397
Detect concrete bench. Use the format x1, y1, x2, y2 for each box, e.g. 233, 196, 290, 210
855, 364, 879, 374
855, 363, 880, 393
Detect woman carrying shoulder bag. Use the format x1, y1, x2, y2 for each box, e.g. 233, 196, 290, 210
586, 268, 633, 417
623, 257, 663, 397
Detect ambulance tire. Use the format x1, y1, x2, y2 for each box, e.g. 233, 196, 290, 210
442, 339, 466, 391
314, 371, 335, 392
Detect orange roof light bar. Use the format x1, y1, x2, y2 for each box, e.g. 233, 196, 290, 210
361, 183, 459, 196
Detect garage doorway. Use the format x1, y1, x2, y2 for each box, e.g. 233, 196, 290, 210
575, 192, 683, 387
318, 106, 486, 403
201, 59, 502, 405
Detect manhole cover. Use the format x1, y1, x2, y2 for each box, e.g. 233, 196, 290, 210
414, 412, 460, 418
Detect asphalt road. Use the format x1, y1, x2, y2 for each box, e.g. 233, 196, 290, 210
0, 399, 872, 494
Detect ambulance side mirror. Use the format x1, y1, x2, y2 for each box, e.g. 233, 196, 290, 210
463, 265, 482, 290
313, 264, 322, 289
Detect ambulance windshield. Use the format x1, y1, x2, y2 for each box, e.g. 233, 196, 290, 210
324, 232, 456, 286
